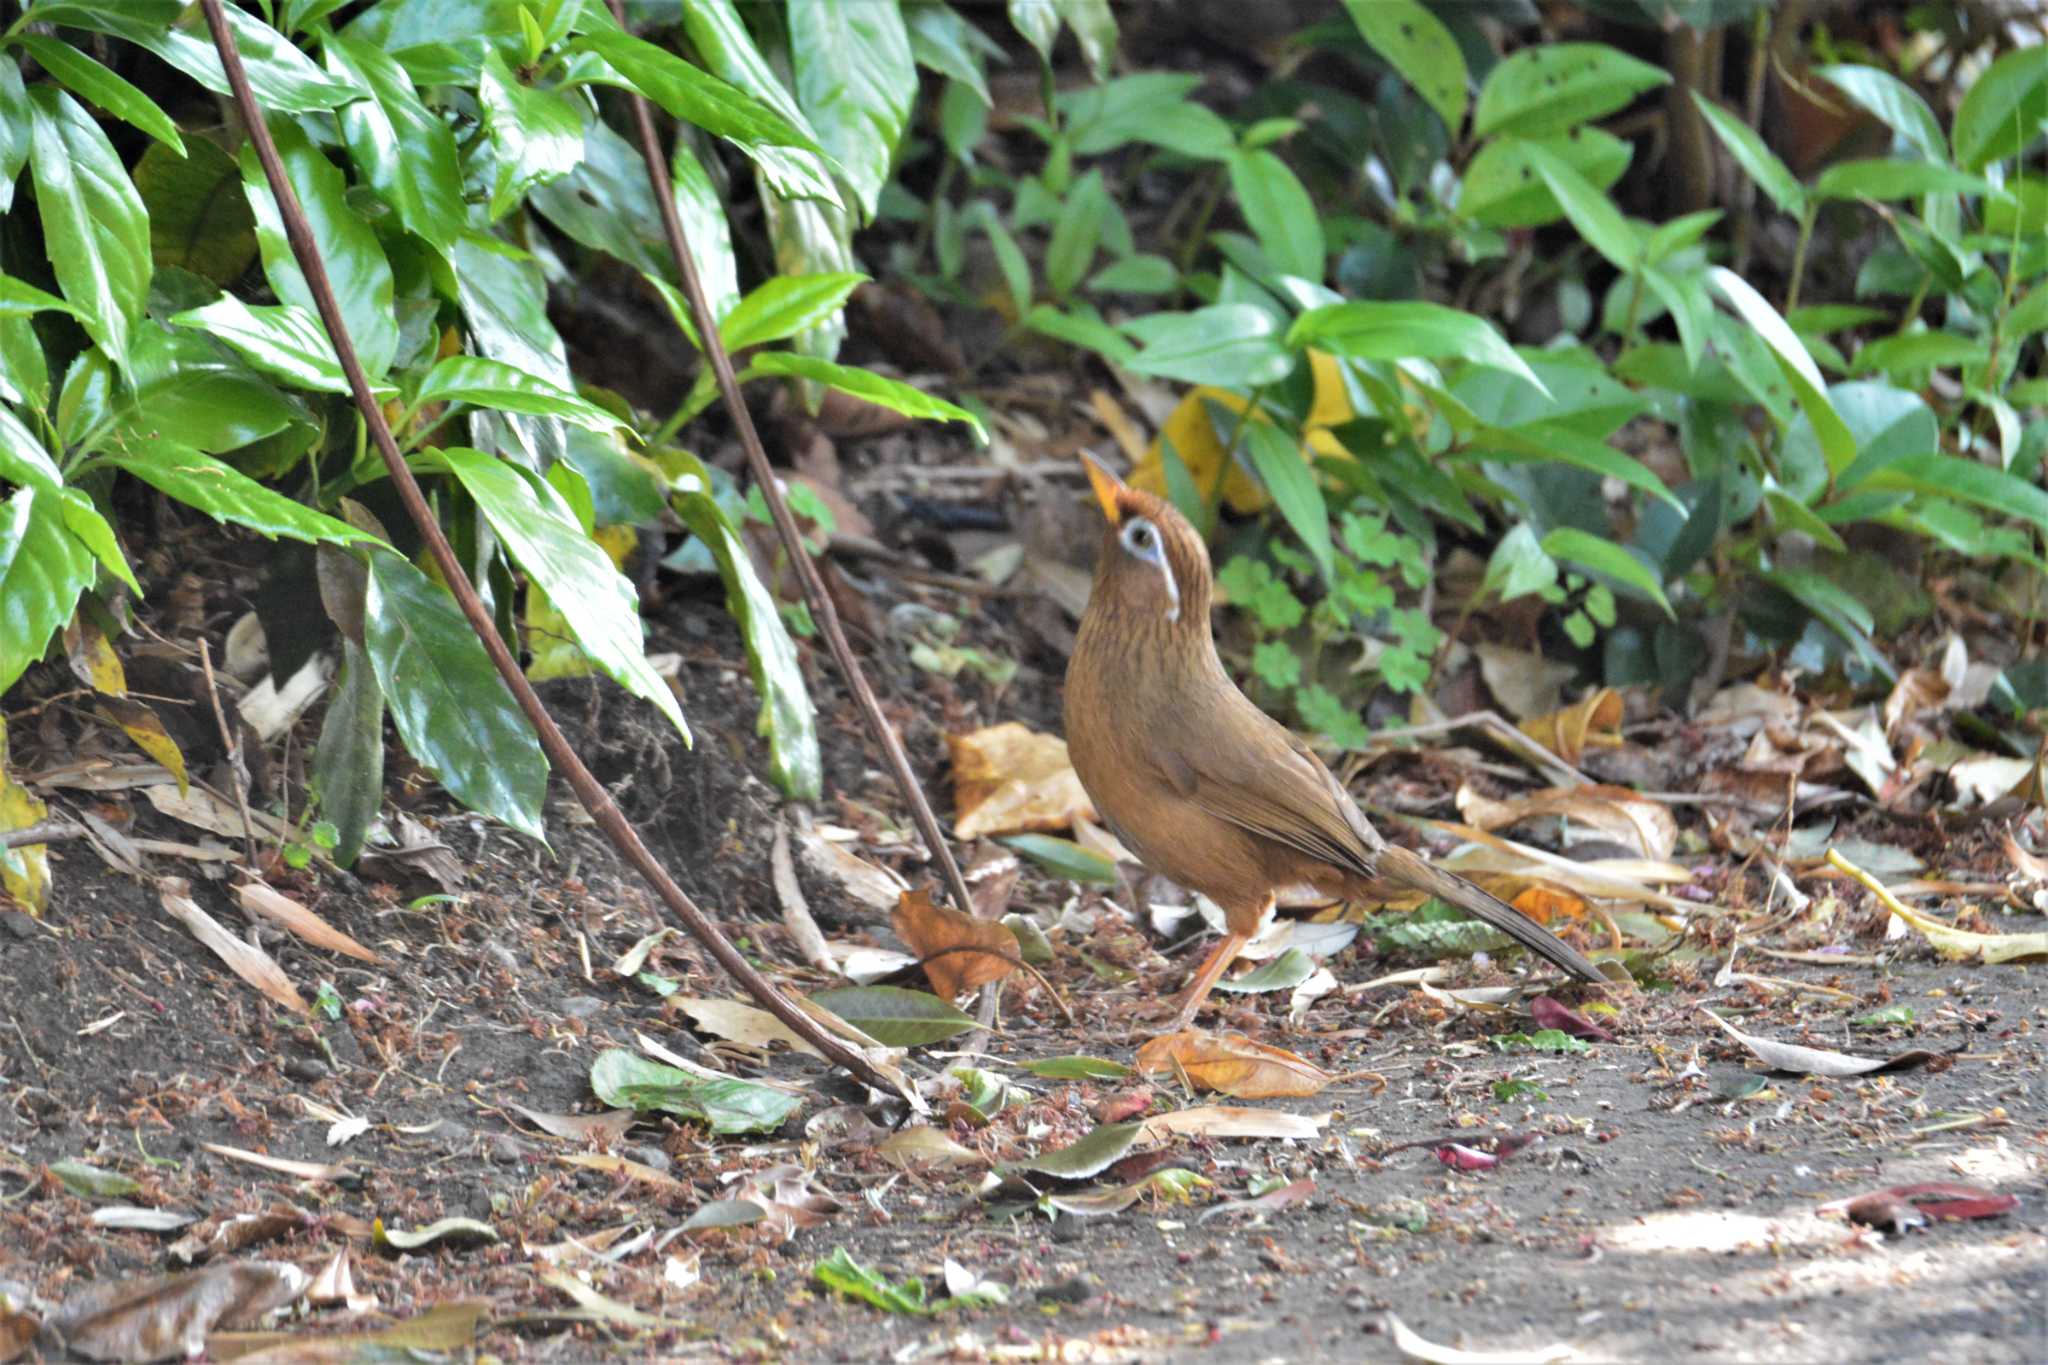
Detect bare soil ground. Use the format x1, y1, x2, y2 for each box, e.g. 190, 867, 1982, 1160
2, 594, 2045, 1364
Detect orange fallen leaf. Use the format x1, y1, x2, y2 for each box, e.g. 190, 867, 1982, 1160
1134, 1030, 1330, 1099
947, 722, 1096, 840
890, 885, 1022, 1001
1510, 883, 1588, 925
1518, 688, 1624, 764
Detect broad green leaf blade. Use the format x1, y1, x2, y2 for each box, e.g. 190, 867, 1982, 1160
1124, 304, 1294, 388
747, 353, 985, 437
1464, 421, 1683, 511
671, 476, 818, 798
1707, 267, 1855, 477
438, 447, 685, 740
1045, 168, 1110, 300
1006, 0, 1059, 63
314, 638, 384, 867
134, 136, 256, 286
720, 273, 867, 352
241, 118, 398, 379
998, 834, 1117, 884
1213, 947, 1316, 993
1760, 566, 1892, 679
15, 34, 183, 154
0, 405, 62, 492
1526, 143, 1640, 272
1864, 454, 2048, 539
1690, 92, 1804, 216
0, 58, 28, 212
449, 238, 575, 468
788, 0, 916, 221
905, 3, 996, 105
1289, 301, 1542, 393
1817, 65, 1946, 164
33, 1, 363, 113
0, 487, 94, 695
1849, 331, 1989, 378
478, 49, 584, 219
101, 440, 374, 546
1060, 0, 1118, 82
1459, 129, 1632, 229
1006, 1121, 1143, 1179
55, 487, 137, 595
363, 549, 547, 840
1473, 42, 1669, 138
588, 1048, 801, 1134
1813, 159, 1998, 202
1540, 527, 1673, 617
111, 326, 301, 456
1020, 1056, 1132, 1081
171, 296, 354, 395
1227, 149, 1324, 282
28, 87, 148, 373
1242, 421, 1333, 582
0, 273, 73, 320
1343, 0, 1466, 133
810, 986, 976, 1049
1951, 45, 2048, 171
416, 356, 624, 431
324, 35, 466, 250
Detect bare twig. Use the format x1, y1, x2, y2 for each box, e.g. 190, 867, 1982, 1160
600, 0, 979, 931
196, 0, 890, 1093
0, 820, 88, 850
196, 638, 258, 867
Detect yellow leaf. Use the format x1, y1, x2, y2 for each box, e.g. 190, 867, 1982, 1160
65, 618, 126, 695
0, 721, 50, 915
96, 698, 189, 796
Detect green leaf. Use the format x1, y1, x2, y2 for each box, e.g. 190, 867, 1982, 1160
1817, 65, 1947, 164
0, 57, 29, 213
1119, 305, 1291, 387
363, 549, 548, 840
720, 273, 866, 352
1214, 947, 1316, 993
1006, 0, 1060, 63
1760, 566, 1890, 678
1539, 528, 1673, 617
100, 439, 372, 546
1489, 1029, 1592, 1056
815, 1248, 948, 1315
323, 34, 466, 251
1020, 1056, 1133, 1081
241, 118, 398, 379
438, 447, 686, 741
171, 295, 354, 395
905, 3, 996, 106
133, 136, 255, 286
1227, 148, 1324, 282
14, 34, 182, 154
0, 274, 73, 320
314, 638, 384, 867
478, 49, 584, 219
999, 833, 1118, 885
1812, 159, 1998, 202
1243, 421, 1333, 581
1708, 267, 1854, 478
28, 86, 148, 373
1690, 92, 1804, 216
664, 0, 845, 208
449, 238, 575, 467
1849, 331, 1989, 379
746, 353, 985, 437
1007, 1121, 1143, 1180
588, 1048, 800, 1134
670, 473, 818, 798
1863, 454, 2048, 540
1343, 0, 1466, 133
1463, 421, 1683, 511
1045, 167, 1110, 300
49, 1159, 142, 1200
1459, 129, 1632, 229
1060, 0, 1118, 82
1250, 638, 1302, 690
810, 986, 976, 1049
1088, 254, 1177, 295
33, 1, 362, 113
1473, 42, 1669, 138
416, 356, 623, 431
0, 487, 94, 695
1023, 303, 1136, 365
787, 0, 915, 220
1526, 143, 1640, 272
1951, 45, 2048, 171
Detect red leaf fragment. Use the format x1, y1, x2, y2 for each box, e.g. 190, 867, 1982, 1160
1530, 995, 1614, 1042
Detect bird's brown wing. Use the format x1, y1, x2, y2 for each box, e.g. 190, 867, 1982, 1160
1164, 705, 1384, 877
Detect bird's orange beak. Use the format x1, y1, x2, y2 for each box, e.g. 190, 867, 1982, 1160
1080, 451, 1125, 526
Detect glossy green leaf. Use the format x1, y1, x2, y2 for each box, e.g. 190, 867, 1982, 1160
1690, 92, 1804, 216
1817, 65, 1946, 164
478, 50, 584, 218
810, 986, 976, 1049
589, 1048, 800, 1133
1473, 42, 1669, 138
905, 2, 997, 105
171, 295, 354, 395
0, 487, 96, 695
1526, 143, 1640, 272
1023, 303, 1137, 365
1088, 254, 1177, 295
0, 59, 28, 213
788, 0, 915, 220
1291, 300, 1542, 392
241, 118, 398, 379
1761, 485, 1847, 554
323, 34, 465, 250
1708, 267, 1854, 477
1006, 1121, 1143, 1180
1122, 304, 1291, 388
99, 439, 371, 546
1228, 149, 1324, 282
31, 0, 363, 113
529, 118, 674, 280
0, 273, 75, 320
1060, 0, 1117, 81
1213, 947, 1316, 993
363, 549, 546, 840
747, 353, 984, 437
1951, 45, 2048, 171
1006, 0, 1059, 63
28, 86, 148, 373
449, 238, 574, 468
671, 467, 818, 798
314, 638, 384, 867
720, 273, 866, 352
14, 34, 182, 153
1813, 159, 1998, 202
999, 833, 1118, 884
102, 325, 300, 455
1460, 129, 1632, 229
416, 356, 623, 431
1344, 0, 1466, 133
438, 446, 685, 740
1540, 527, 1673, 617
1243, 421, 1333, 582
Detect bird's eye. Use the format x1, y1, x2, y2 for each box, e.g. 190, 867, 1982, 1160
1125, 520, 1156, 553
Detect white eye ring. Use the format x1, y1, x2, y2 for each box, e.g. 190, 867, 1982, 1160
1122, 518, 1158, 554
1118, 517, 1179, 621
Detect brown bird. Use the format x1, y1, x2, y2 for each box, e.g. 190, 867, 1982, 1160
1063, 454, 1609, 1029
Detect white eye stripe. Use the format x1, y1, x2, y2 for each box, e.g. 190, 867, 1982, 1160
1119, 516, 1180, 621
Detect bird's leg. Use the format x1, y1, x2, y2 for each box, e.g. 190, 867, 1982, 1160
1165, 931, 1251, 1032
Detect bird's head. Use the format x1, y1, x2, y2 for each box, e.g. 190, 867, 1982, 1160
1080, 452, 1212, 630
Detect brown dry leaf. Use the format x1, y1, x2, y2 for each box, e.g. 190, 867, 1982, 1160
1518, 689, 1624, 764
305, 1247, 375, 1314
2001, 831, 2048, 884
535, 1268, 687, 1331
675, 997, 824, 1058
1134, 1031, 1331, 1099
200, 1143, 352, 1183
507, 1105, 636, 1144
1701, 1009, 1945, 1076
877, 1125, 982, 1168
1475, 644, 1579, 721
792, 825, 907, 911
1456, 783, 1679, 861
158, 879, 307, 1016
1087, 388, 1149, 465
144, 785, 290, 842
555, 1153, 688, 1191
1883, 665, 1951, 736
51, 1261, 309, 1363
1138, 1105, 1328, 1142
947, 722, 1097, 840
0, 1300, 36, 1363
220, 1301, 488, 1363
236, 882, 380, 964
1382, 1311, 1577, 1364
890, 885, 1022, 1001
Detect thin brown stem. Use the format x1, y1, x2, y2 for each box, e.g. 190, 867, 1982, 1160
196, 0, 891, 1093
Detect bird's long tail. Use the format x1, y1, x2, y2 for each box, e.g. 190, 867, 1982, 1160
1377, 846, 1609, 985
